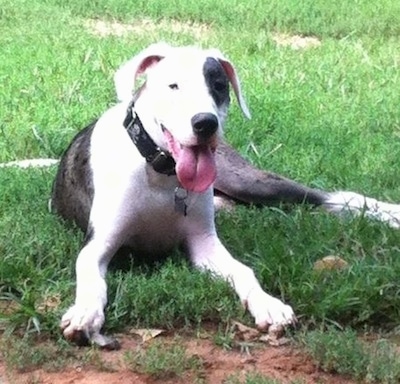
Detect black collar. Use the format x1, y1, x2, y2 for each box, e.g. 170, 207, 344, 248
123, 98, 176, 175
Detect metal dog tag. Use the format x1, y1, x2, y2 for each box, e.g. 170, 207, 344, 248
174, 187, 188, 216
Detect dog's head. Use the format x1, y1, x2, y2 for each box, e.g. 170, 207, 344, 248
114, 43, 250, 193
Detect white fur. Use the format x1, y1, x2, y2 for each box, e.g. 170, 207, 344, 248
114, 42, 172, 103
60, 45, 295, 342
324, 191, 400, 228
134, 53, 226, 147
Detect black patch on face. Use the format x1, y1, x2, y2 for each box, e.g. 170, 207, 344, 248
203, 57, 230, 107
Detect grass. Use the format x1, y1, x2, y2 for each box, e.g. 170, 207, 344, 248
124, 338, 205, 380
1, 0, 400, 381
0, 335, 77, 373
0, 334, 116, 375
298, 327, 400, 383
224, 373, 305, 384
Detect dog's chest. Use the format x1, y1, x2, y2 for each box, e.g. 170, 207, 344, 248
122, 186, 208, 253
89, 107, 215, 254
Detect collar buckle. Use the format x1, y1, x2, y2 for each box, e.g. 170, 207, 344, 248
150, 150, 176, 175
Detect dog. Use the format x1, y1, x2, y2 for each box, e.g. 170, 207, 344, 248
51, 43, 400, 348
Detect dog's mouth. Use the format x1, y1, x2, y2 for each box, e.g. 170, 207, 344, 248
162, 126, 217, 193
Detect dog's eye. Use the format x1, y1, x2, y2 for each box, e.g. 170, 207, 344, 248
168, 83, 179, 90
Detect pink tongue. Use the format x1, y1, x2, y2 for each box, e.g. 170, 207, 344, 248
175, 145, 216, 193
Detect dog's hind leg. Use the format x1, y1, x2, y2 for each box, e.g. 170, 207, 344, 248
215, 141, 400, 228
214, 141, 328, 207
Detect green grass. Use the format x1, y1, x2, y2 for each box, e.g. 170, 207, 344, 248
0, 334, 116, 374
298, 327, 400, 383
1, 0, 400, 381
225, 373, 305, 384
0, 335, 77, 373
124, 338, 205, 379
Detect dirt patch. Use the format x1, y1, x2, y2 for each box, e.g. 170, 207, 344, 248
272, 34, 321, 50
0, 333, 355, 384
84, 18, 211, 39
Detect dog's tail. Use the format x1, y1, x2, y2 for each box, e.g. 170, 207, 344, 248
214, 142, 400, 228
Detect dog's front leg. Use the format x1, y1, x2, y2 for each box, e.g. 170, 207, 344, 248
187, 233, 296, 331
60, 238, 115, 347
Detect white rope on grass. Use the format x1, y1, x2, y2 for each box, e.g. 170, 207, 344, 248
0, 159, 59, 169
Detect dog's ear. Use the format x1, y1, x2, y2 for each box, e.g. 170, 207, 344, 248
114, 42, 172, 102
208, 49, 251, 119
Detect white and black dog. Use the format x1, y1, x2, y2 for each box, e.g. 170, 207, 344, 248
51, 43, 400, 348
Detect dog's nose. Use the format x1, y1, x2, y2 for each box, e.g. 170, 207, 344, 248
191, 113, 219, 139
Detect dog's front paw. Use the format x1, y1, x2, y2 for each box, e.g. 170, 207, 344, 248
60, 304, 105, 345
246, 290, 296, 331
